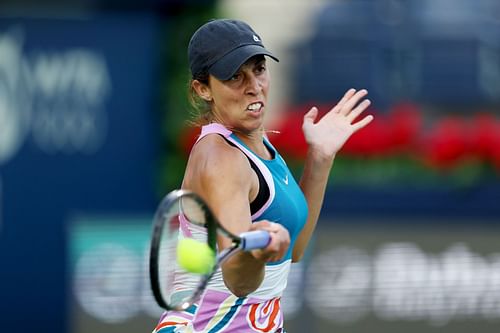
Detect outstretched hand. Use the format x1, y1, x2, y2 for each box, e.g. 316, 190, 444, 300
302, 88, 374, 159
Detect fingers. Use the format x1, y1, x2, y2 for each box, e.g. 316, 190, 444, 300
250, 221, 290, 263
266, 228, 290, 262
339, 89, 368, 116
323, 88, 369, 124
347, 98, 371, 122
333, 88, 357, 113
352, 114, 374, 132
303, 107, 318, 126
250, 220, 270, 230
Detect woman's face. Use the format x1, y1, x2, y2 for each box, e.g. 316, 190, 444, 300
201, 56, 270, 133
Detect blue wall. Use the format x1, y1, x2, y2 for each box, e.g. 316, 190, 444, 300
0, 14, 161, 331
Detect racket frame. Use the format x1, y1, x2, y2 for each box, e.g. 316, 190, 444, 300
149, 189, 269, 311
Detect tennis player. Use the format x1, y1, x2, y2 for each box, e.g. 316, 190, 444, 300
153, 18, 373, 333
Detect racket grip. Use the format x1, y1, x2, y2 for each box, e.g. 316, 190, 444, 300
240, 230, 271, 251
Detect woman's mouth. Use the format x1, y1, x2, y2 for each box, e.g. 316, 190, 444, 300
246, 102, 263, 114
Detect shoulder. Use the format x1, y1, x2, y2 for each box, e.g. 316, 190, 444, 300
196, 134, 250, 169
185, 134, 254, 190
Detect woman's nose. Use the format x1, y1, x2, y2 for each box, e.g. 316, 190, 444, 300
245, 74, 262, 95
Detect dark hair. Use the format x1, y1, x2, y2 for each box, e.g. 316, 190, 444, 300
188, 71, 212, 126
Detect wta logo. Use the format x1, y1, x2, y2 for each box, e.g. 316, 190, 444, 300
247, 297, 282, 332
0, 28, 31, 165
0, 26, 111, 166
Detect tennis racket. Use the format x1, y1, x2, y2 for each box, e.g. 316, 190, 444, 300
149, 189, 271, 311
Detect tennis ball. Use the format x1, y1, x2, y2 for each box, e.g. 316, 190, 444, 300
177, 238, 215, 274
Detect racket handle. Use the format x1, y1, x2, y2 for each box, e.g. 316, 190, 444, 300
240, 230, 271, 251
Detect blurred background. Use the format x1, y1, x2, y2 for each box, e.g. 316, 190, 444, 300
1, 0, 500, 332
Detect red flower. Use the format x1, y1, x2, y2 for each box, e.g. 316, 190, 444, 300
389, 103, 422, 154
471, 113, 500, 170
419, 116, 472, 169
270, 106, 310, 160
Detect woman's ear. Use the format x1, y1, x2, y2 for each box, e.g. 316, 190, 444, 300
192, 80, 212, 102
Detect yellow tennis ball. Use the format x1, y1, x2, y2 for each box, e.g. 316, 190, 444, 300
177, 238, 215, 274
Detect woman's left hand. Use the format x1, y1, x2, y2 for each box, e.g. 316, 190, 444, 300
302, 88, 373, 160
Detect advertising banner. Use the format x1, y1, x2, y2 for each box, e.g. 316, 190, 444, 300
68, 218, 500, 333
0, 15, 160, 332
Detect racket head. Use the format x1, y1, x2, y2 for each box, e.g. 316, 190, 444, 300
149, 190, 217, 311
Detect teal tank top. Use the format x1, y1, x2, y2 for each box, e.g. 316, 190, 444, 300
197, 123, 308, 264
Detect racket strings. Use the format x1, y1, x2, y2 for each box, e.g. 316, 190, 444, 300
157, 196, 211, 309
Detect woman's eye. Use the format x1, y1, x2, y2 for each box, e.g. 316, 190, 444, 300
230, 73, 241, 81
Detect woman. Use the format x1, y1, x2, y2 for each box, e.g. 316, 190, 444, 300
154, 18, 373, 333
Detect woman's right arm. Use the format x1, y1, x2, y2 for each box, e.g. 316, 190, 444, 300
183, 136, 290, 297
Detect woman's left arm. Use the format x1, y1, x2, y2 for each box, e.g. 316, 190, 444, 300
292, 88, 373, 262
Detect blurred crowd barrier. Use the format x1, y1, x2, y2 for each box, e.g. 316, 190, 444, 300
292, 0, 500, 107
67, 218, 500, 333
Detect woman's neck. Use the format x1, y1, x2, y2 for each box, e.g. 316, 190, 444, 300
233, 128, 273, 160
206, 119, 272, 160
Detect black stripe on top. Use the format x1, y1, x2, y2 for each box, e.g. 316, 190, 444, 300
221, 136, 271, 216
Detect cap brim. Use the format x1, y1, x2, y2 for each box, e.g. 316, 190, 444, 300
208, 44, 279, 81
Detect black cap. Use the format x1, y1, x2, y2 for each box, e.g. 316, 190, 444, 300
188, 19, 279, 81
